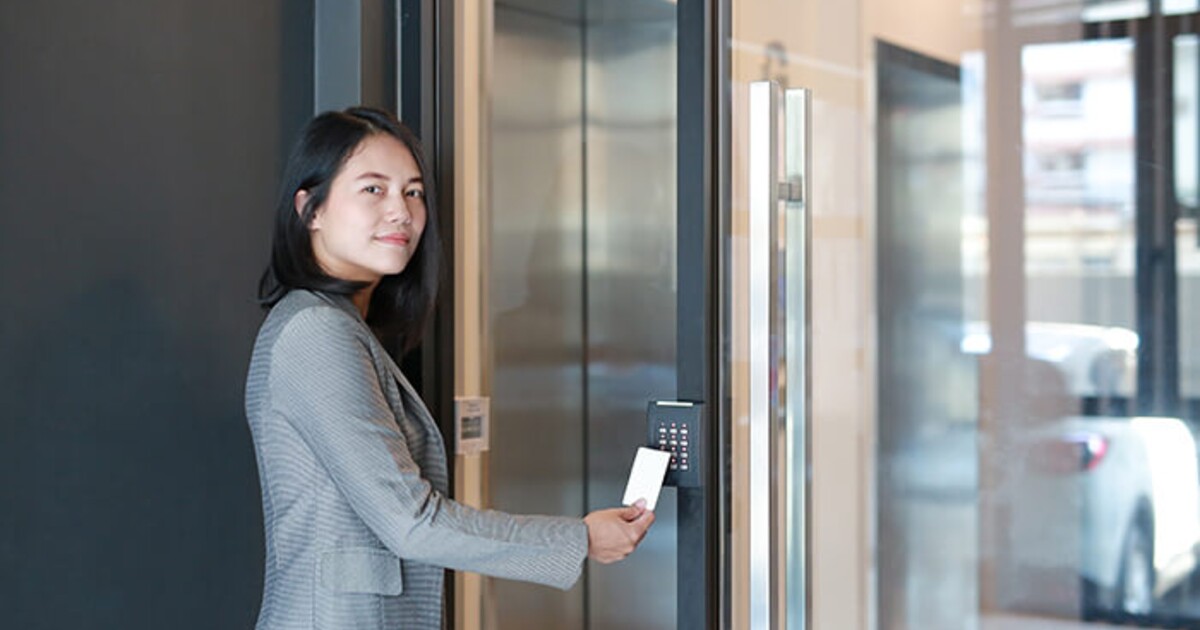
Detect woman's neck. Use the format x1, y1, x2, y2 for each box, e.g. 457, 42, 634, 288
352, 283, 377, 318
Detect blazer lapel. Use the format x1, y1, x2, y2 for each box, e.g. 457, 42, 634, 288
384, 358, 450, 493
312, 290, 450, 493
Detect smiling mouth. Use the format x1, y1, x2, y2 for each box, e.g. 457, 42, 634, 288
376, 234, 411, 246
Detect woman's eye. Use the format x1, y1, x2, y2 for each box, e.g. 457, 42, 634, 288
363, 185, 384, 195
405, 188, 425, 199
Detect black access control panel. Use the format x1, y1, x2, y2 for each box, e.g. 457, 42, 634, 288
647, 400, 704, 488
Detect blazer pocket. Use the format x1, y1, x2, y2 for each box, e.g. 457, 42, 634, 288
319, 547, 403, 595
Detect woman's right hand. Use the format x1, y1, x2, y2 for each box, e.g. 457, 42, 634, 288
583, 499, 656, 564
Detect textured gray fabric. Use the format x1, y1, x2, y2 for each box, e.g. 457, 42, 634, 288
245, 289, 589, 629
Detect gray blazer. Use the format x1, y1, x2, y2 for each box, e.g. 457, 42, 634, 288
244, 289, 588, 629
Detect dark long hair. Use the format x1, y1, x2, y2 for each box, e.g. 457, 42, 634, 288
258, 107, 441, 352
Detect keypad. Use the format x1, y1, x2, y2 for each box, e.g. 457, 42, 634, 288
655, 421, 691, 471
647, 401, 703, 489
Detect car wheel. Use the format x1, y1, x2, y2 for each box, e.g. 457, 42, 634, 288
1117, 520, 1155, 617
1080, 577, 1108, 621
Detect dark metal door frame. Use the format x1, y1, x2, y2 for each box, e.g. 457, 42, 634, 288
677, 0, 729, 628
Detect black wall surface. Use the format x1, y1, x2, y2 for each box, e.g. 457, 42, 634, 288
0, 2, 313, 627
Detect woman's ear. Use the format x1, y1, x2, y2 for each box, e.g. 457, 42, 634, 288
295, 189, 319, 229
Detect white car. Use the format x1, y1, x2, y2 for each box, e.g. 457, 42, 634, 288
963, 322, 1200, 619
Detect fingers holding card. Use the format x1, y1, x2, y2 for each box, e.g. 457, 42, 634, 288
622, 447, 672, 511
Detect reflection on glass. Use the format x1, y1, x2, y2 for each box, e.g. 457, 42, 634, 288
1177, 36, 1198, 214
1082, 0, 1149, 21
735, 0, 1200, 626
1166, 0, 1200, 14
783, 87, 808, 630
1082, 0, 1199, 20
1003, 38, 1145, 621
1177, 35, 1200, 401
876, 40, 977, 629
879, 26, 1200, 628
1022, 40, 1135, 350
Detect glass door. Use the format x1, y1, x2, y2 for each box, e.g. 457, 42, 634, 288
731, 80, 812, 629
722, 0, 1200, 627
446, 1, 813, 628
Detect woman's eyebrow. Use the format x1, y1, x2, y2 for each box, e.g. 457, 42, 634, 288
354, 173, 423, 186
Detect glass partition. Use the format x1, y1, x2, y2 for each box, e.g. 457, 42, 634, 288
731, 0, 1200, 627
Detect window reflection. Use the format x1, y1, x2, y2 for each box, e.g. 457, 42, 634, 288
1021, 39, 1136, 404
878, 11, 1200, 628
1167, 0, 1200, 15
1176, 35, 1200, 403
1082, 0, 1149, 22
877, 40, 979, 630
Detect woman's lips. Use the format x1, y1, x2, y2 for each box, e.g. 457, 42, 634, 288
376, 233, 411, 246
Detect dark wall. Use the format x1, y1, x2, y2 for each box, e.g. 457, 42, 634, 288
0, 2, 312, 627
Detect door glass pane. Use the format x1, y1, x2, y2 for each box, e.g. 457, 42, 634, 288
733, 0, 1200, 627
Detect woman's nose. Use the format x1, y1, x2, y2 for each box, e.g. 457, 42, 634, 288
384, 198, 412, 224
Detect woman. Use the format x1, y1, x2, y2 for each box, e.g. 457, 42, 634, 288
245, 107, 654, 629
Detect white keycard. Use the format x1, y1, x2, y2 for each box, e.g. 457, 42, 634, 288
622, 447, 672, 511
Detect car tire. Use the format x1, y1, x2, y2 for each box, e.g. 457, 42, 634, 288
1081, 577, 1108, 621
1116, 519, 1155, 619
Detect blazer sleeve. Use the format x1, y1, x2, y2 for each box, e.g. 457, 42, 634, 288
268, 306, 589, 590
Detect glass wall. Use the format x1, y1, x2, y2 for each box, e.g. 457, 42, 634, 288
731, 0, 1200, 627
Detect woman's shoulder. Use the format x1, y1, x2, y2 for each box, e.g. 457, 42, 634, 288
271, 288, 347, 315
246, 291, 376, 412
256, 290, 367, 354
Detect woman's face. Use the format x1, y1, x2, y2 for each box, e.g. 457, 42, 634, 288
299, 134, 427, 286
